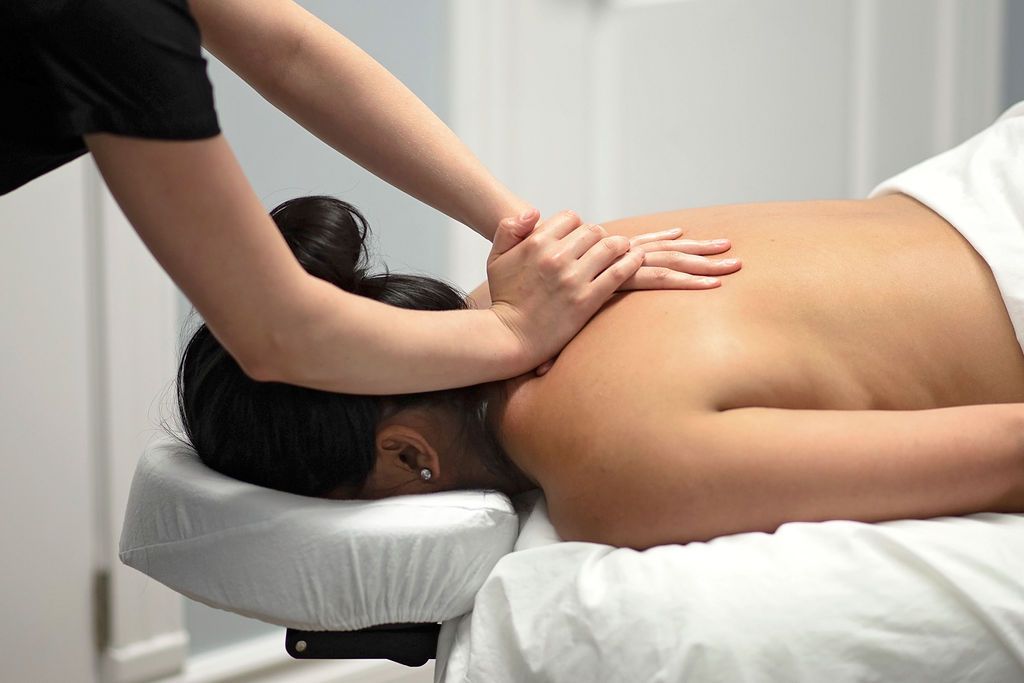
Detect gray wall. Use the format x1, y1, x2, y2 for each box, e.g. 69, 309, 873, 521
208, 0, 451, 274
1007, 0, 1024, 107
182, 0, 449, 656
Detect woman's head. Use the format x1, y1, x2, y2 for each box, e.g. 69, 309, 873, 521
177, 196, 530, 499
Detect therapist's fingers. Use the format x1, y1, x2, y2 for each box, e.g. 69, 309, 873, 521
641, 252, 742, 276
515, 208, 540, 235
574, 229, 635, 281
632, 236, 733, 256
532, 210, 585, 240
561, 223, 623, 260
588, 248, 646, 299
617, 267, 721, 290
489, 218, 522, 260
490, 208, 540, 258
629, 228, 683, 246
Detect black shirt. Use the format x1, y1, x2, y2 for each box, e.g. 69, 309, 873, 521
0, 0, 221, 195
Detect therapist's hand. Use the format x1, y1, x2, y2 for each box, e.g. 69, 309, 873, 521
487, 213, 742, 376
491, 214, 742, 292
486, 209, 645, 372
622, 229, 741, 289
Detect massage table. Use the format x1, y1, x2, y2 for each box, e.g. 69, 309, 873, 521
121, 437, 1024, 681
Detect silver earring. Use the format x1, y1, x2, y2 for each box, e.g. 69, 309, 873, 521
419, 468, 432, 481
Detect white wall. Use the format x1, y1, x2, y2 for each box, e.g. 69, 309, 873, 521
0, 161, 97, 681
202, 0, 452, 277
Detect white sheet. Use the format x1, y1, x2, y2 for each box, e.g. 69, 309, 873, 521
437, 492, 1024, 682
871, 99, 1024, 349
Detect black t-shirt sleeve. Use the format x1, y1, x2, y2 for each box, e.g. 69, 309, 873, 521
1, 0, 221, 193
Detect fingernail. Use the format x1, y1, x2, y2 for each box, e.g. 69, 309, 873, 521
712, 239, 729, 245
721, 259, 739, 266
520, 209, 534, 222
700, 277, 719, 285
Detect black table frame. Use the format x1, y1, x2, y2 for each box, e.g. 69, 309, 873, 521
285, 623, 442, 667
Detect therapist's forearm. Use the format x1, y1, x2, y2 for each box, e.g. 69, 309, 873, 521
192, 0, 529, 239
87, 130, 528, 394
267, 275, 526, 393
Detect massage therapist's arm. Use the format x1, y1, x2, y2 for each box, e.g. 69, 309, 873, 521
189, 0, 527, 238
87, 133, 645, 393
544, 403, 1024, 549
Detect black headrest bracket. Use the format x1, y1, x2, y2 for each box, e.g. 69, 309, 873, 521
285, 623, 441, 667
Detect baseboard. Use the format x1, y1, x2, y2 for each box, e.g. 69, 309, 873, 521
103, 630, 190, 683
157, 631, 434, 683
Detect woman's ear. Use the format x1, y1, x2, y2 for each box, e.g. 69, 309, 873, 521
361, 410, 443, 498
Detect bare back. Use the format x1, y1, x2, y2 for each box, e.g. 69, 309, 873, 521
498, 194, 1024, 475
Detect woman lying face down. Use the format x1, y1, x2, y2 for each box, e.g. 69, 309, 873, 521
179, 194, 1024, 549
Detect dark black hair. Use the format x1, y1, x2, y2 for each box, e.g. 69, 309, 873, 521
176, 196, 503, 497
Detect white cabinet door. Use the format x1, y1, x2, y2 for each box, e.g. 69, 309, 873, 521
446, 0, 1005, 290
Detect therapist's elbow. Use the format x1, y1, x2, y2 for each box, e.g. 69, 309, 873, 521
236, 352, 280, 383
225, 282, 335, 385
220, 335, 283, 383
237, 323, 317, 385
217, 318, 302, 384
229, 288, 359, 389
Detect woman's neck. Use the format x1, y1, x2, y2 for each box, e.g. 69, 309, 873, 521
477, 378, 539, 494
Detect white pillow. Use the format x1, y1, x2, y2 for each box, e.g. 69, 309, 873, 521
119, 437, 519, 631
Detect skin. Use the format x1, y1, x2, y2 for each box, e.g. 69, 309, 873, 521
366, 194, 1024, 548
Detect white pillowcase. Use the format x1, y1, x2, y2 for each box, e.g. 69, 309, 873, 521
119, 437, 519, 631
